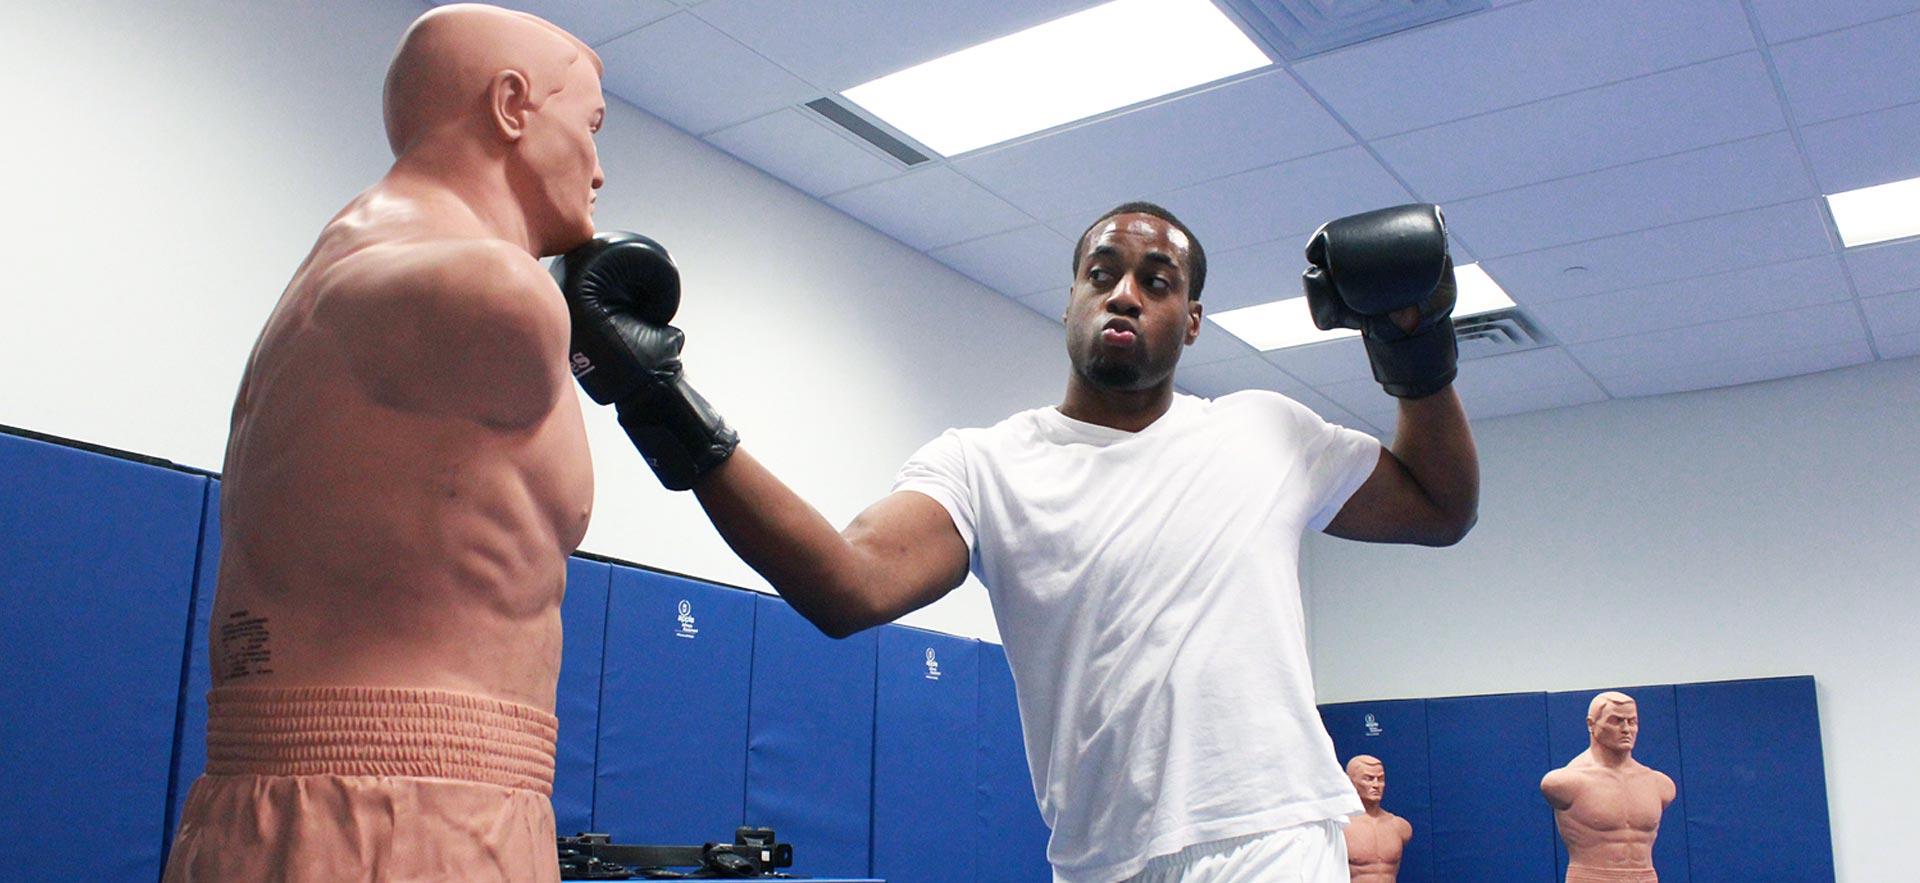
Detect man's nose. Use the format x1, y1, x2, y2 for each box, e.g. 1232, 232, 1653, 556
1104, 276, 1143, 316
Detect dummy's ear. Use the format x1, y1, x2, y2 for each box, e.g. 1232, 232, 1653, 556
489, 69, 534, 142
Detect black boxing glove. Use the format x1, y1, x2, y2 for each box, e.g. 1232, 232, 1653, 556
552, 232, 737, 490
1302, 204, 1458, 399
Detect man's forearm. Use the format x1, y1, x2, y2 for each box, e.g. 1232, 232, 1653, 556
691, 448, 877, 637
1390, 386, 1480, 542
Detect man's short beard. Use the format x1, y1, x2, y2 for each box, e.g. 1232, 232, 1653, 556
1079, 357, 1143, 390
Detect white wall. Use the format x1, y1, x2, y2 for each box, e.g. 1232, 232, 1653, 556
1303, 355, 1920, 882
0, 0, 1075, 642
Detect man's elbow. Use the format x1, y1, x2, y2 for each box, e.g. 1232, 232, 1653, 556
1421, 510, 1477, 547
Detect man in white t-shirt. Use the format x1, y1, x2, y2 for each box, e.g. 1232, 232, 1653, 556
560, 201, 1479, 882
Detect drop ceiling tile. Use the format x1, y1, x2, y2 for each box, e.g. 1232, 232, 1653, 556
1528, 255, 1853, 344
1862, 288, 1920, 344
1566, 301, 1865, 377
1748, 0, 1920, 43
433, 0, 678, 46
1185, 320, 1263, 367
1877, 331, 1920, 359
1016, 289, 1068, 325
598, 12, 820, 135
1844, 236, 1920, 297
1329, 359, 1614, 425
705, 108, 904, 197
1460, 379, 1611, 421
1259, 335, 1374, 385
1292, 0, 1755, 138
1174, 355, 1304, 398
1202, 239, 1301, 312
953, 71, 1351, 218
1374, 53, 1785, 202
1799, 101, 1920, 194
1152, 147, 1415, 253
1595, 339, 1875, 397
930, 225, 1075, 297
1768, 11, 1920, 124
1444, 132, 1814, 258
1482, 200, 1834, 305
828, 166, 1034, 251
692, 0, 1100, 90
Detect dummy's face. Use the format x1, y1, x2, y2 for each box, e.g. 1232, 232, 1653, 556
1590, 703, 1639, 752
1064, 214, 1200, 392
1349, 764, 1386, 803
521, 58, 605, 255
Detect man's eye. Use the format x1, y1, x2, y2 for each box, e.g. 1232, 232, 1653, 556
1088, 268, 1112, 283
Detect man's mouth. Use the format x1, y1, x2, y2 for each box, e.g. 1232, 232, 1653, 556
1100, 319, 1137, 347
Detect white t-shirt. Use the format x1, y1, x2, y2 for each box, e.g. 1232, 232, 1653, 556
892, 391, 1381, 883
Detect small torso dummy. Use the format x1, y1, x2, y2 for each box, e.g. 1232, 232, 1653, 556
1343, 755, 1412, 883
1540, 692, 1676, 883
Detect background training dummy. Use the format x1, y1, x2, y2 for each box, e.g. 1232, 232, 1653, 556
1541, 691, 1677, 883
1343, 755, 1412, 882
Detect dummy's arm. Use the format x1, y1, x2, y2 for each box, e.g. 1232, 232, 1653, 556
318, 240, 570, 428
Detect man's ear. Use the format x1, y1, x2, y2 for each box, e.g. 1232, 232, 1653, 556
489, 69, 534, 142
1185, 300, 1203, 345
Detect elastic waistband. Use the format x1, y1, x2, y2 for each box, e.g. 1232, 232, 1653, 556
204, 686, 558, 795
1565, 865, 1659, 883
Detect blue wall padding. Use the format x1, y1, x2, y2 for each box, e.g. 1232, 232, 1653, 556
554, 557, 611, 834
1546, 684, 1690, 883
595, 566, 755, 844
0, 433, 209, 881
1675, 677, 1834, 882
1320, 697, 1436, 882
872, 626, 979, 883
974, 642, 1051, 882
164, 480, 222, 861
746, 596, 877, 878
1425, 692, 1557, 882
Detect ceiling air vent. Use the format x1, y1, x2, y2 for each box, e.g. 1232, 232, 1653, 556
1454, 308, 1550, 361
805, 97, 933, 166
1217, 0, 1488, 61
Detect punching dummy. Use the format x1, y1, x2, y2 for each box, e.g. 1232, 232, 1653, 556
1540, 692, 1677, 883
1342, 756, 1411, 882
161, 5, 605, 881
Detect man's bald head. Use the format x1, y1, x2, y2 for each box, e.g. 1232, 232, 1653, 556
383, 3, 603, 157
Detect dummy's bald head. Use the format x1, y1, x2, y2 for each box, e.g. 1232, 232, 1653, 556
1346, 755, 1384, 777
383, 3, 602, 157
1587, 691, 1635, 723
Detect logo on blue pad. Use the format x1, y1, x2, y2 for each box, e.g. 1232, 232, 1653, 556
675, 599, 699, 639
924, 647, 941, 680
1365, 713, 1383, 737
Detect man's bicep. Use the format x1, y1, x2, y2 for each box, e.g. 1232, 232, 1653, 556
843, 490, 971, 618
1322, 449, 1442, 544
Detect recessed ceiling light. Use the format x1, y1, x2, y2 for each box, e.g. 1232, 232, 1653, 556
1209, 262, 1516, 352
1827, 175, 1920, 247
840, 0, 1270, 157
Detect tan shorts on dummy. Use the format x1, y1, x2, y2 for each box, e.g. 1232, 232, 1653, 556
1564, 866, 1659, 883
162, 686, 561, 883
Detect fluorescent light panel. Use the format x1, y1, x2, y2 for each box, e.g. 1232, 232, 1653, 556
1209, 263, 1516, 353
840, 0, 1270, 157
1827, 175, 1920, 247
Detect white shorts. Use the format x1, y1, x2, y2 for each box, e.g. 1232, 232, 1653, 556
1117, 820, 1350, 883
